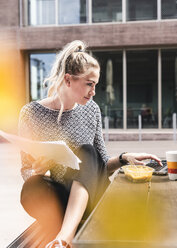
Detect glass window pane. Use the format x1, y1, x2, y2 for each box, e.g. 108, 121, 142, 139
162, 50, 177, 128
29, 53, 56, 101
59, 0, 87, 24
93, 51, 123, 129
92, 0, 122, 23
28, 0, 55, 25
162, 0, 177, 19
126, 0, 157, 21
127, 50, 158, 128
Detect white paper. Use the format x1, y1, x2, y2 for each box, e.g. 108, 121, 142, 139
0, 130, 81, 170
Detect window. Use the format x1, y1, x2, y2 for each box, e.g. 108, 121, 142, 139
93, 51, 123, 128
29, 53, 56, 101
92, 0, 122, 23
162, 0, 177, 19
59, 0, 87, 24
25, 0, 177, 26
127, 50, 158, 128
28, 0, 56, 25
162, 50, 177, 128
29, 49, 177, 130
27, 0, 87, 26
126, 0, 157, 21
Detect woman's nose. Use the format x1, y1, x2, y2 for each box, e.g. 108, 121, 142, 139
91, 89, 96, 96
90, 86, 96, 96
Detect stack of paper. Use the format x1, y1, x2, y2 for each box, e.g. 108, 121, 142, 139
0, 130, 81, 170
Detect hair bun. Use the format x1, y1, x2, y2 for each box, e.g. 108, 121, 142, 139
76, 45, 84, 53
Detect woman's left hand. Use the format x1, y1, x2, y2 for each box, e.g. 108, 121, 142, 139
32, 156, 56, 175
122, 153, 163, 166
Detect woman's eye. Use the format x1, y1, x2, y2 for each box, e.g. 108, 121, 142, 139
87, 83, 93, 87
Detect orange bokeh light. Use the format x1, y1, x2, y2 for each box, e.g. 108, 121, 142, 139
0, 40, 25, 133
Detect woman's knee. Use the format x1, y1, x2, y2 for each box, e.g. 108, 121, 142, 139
21, 175, 65, 214
20, 175, 48, 211
77, 144, 97, 159
80, 144, 95, 152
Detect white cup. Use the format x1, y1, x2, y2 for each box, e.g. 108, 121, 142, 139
166, 151, 177, 180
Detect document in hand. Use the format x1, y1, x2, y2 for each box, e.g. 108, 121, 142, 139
0, 130, 81, 170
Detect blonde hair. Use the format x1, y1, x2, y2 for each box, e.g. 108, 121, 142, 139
44, 40, 100, 121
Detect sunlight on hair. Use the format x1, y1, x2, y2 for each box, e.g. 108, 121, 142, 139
0, 40, 25, 132
44, 40, 100, 123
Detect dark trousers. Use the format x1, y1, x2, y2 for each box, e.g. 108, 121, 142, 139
20, 144, 109, 242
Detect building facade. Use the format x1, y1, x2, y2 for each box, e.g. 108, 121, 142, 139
1, 0, 177, 132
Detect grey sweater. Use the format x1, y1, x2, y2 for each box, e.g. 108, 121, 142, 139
18, 99, 109, 182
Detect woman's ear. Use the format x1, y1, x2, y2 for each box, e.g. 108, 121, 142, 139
64, 73, 71, 87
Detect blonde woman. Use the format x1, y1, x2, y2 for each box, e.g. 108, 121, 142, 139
19, 40, 161, 248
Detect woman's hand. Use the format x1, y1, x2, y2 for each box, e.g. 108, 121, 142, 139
32, 156, 56, 175
122, 153, 163, 166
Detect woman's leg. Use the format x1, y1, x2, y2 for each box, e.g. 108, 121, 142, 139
21, 145, 109, 246
56, 180, 89, 243
55, 144, 109, 244
20, 175, 69, 242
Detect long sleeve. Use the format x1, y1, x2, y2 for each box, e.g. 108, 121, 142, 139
18, 100, 109, 183
93, 105, 110, 165
18, 105, 34, 181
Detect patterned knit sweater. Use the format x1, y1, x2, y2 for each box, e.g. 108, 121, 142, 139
18, 99, 109, 182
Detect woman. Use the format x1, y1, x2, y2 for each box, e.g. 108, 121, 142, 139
19, 40, 161, 248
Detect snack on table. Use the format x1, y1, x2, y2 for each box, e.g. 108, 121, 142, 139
122, 165, 154, 183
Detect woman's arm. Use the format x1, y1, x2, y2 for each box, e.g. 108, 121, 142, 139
93, 104, 110, 163
20, 152, 36, 181
106, 156, 122, 175
93, 103, 162, 175
32, 156, 56, 175
18, 105, 56, 180
107, 152, 162, 175
18, 106, 35, 180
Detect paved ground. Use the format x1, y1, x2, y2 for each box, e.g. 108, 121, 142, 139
0, 140, 177, 247
0, 144, 34, 248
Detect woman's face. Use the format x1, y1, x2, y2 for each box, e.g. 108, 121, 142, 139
69, 69, 100, 105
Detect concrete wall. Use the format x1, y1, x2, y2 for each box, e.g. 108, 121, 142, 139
1, 1, 177, 51
0, 0, 19, 27
18, 21, 177, 50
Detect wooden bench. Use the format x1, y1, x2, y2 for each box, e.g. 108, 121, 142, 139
73, 173, 177, 248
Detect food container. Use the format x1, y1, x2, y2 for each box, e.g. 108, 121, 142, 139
122, 165, 154, 183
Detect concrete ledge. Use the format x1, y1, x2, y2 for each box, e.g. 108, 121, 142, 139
103, 129, 175, 141
0, 130, 175, 142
